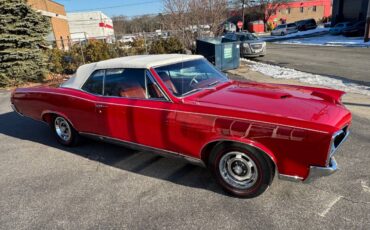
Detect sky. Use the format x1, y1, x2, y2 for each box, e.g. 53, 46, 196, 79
55, 0, 164, 17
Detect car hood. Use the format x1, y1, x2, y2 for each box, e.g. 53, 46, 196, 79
188, 81, 351, 130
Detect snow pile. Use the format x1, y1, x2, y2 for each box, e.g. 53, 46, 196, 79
277, 34, 370, 47
242, 59, 370, 96
260, 27, 329, 41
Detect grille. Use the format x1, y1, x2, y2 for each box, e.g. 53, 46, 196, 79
251, 44, 263, 50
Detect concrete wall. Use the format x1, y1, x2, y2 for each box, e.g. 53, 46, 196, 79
332, 0, 369, 23
27, 0, 71, 50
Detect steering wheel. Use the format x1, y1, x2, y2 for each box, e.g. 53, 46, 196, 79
189, 76, 199, 87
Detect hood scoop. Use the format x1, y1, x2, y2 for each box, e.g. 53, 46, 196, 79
229, 87, 292, 99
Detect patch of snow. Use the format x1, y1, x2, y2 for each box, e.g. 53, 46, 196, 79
276, 34, 370, 47
242, 59, 370, 96
260, 27, 329, 41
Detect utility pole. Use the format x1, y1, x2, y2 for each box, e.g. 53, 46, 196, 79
241, 0, 246, 31
365, 0, 370, 42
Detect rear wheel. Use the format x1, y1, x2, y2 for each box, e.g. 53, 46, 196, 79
52, 115, 80, 146
209, 143, 274, 198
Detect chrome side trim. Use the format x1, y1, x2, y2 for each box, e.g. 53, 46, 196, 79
278, 174, 303, 182
304, 157, 338, 183
10, 104, 23, 116
79, 132, 206, 167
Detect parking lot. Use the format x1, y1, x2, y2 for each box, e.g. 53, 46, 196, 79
255, 43, 370, 86
1, 77, 370, 229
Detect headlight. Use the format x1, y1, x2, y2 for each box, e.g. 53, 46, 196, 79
243, 43, 250, 48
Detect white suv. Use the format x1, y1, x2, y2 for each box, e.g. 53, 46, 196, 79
271, 23, 298, 36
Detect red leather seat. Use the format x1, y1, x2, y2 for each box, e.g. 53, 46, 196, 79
119, 80, 146, 99
158, 72, 178, 94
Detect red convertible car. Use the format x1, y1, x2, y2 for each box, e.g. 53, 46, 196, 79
11, 54, 351, 198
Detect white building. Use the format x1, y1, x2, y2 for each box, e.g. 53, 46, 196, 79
67, 11, 115, 43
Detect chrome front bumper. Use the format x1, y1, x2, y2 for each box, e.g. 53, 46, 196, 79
304, 157, 338, 183
11, 103, 23, 116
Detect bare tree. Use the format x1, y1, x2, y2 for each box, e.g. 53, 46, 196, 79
163, 0, 228, 50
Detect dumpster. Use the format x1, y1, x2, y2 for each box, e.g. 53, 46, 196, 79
196, 38, 240, 71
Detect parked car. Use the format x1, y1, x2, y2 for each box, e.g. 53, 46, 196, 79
329, 22, 354, 35
11, 54, 351, 198
342, 21, 366, 37
296, 19, 317, 31
223, 32, 266, 58
271, 23, 298, 36
324, 22, 332, 28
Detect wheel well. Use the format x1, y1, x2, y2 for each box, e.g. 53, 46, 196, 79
201, 141, 276, 173
42, 112, 54, 124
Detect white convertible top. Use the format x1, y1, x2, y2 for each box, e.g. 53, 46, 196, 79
61, 54, 204, 89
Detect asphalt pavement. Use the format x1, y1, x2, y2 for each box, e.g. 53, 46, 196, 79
255, 43, 370, 86
1, 90, 370, 229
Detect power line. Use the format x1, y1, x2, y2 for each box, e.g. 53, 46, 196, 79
68, 0, 160, 12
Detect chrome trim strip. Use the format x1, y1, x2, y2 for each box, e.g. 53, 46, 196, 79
278, 174, 303, 182
304, 157, 338, 183
79, 132, 206, 167
16, 90, 330, 134
10, 104, 23, 116
146, 70, 173, 102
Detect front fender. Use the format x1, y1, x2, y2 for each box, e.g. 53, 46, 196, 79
200, 136, 278, 171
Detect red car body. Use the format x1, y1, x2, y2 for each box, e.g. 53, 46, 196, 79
10, 55, 351, 195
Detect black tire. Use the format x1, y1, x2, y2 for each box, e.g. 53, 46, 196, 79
51, 115, 80, 147
208, 142, 274, 198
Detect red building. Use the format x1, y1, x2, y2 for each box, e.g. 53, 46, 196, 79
267, 0, 332, 25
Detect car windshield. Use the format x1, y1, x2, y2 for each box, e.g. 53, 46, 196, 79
154, 59, 229, 97
275, 25, 286, 29
239, 34, 258, 41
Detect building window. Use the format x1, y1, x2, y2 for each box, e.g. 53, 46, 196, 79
300, 7, 304, 13
60, 36, 65, 50
287, 8, 291, 14
313, 6, 317, 12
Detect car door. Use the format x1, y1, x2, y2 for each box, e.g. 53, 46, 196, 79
95, 68, 177, 151
77, 69, 106, 135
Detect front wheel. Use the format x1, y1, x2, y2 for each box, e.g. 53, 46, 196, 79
52, 115, 80, 146
209, 143, 274, 198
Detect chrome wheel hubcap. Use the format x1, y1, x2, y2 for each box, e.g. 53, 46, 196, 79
54, 117, 71, 142
219, 151, 258, 189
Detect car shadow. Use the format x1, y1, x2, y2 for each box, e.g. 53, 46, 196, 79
0, 112, 228, 196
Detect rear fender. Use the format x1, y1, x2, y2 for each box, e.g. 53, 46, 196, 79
41, 110, 76, 129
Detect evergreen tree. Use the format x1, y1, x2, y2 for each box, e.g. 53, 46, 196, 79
0, 0, 50, 87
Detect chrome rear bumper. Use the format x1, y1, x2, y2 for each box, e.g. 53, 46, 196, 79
304, 157, 338, 183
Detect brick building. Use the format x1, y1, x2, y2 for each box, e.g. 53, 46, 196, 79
268, 0, 332, 24
27, 0, 71, 50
